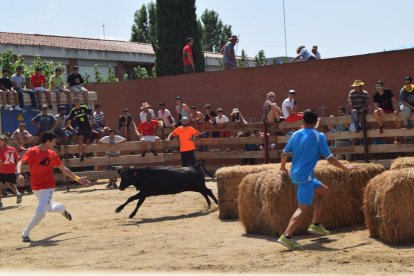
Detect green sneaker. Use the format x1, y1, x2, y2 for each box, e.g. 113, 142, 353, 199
308, 224, 331, 235
277, 235, 302, 250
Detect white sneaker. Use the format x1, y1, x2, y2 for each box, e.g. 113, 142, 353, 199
4, 104, 10, 110
14, 106, 22, 111
9, 106, 14, 111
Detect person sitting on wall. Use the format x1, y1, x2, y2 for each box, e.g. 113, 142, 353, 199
262, 91, 282, 123
133, 112, 160, 157
291, 46, 316, 62
30, 67, 52, 110
49, 68, 72, 109
0, 69, 20, 111
67, 66, 89, 105
11, 66, 38, 112
282, 90, 304, 123
399, 76, 414, 129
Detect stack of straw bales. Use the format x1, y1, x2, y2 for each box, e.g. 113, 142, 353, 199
238, 162, 384, 236
364, 169, 414, 244
390, 157, 414, 170
216, 164, 279, 219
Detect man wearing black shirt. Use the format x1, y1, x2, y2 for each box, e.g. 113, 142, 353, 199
66, 98, 92, 161
0, 69, 19, 111
67, 66, 89, 105
373, 81, 400, 139
118, 108, 133, 141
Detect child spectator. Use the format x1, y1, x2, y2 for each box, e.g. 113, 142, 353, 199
30, 68, 52, 110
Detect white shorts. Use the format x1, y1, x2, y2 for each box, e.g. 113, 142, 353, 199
70, 85, 88, 94
140, 136, 159, 142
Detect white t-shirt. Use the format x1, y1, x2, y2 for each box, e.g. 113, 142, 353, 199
99, 135, 125, 156
215, 115, 229, 124
139, 109, 156, 122
158, 109, 175, 127
282, 98, 296, 118
11, 74, 26, 89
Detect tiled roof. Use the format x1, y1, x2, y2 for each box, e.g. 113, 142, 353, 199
0, 32, 154, 54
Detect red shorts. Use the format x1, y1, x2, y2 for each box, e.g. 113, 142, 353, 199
285, 113, 304, 123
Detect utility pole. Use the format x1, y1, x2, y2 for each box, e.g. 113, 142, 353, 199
283, 0, 288, 60
102, 24, 106, 39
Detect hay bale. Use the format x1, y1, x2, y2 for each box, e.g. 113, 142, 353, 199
216, 164, 279, 220
390, 157, 414, 170
364, 169, 414, 244
238, 162, 384, 236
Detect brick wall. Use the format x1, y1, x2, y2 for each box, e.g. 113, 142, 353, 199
87, 49, 414, 129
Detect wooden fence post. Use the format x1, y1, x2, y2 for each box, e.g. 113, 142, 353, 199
361, 111, 369, 163
263, 120, 269, 163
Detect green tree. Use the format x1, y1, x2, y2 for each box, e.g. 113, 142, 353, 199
155, 0, 204, 76
82, 72, 91, 85
237, 49, 249, 68
200, 9, 232, 52
106, 66, 118, 82
94, 64, 104, 83
255, 50, 267, 66
133, 66, 149, 79
131, 5, 149, 43
147, 2, 157, 47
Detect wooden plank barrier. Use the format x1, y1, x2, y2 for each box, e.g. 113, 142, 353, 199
10, 112, 414, 188
1, 91, 98, 105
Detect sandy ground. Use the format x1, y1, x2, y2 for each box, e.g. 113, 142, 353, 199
1, 180, 414, 274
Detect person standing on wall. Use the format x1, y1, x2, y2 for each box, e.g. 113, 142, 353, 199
183, 38, 195, 74
222, 35, 238, 70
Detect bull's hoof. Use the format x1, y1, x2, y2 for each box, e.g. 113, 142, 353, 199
115, 206, 123, 213
128, 214, 136, 219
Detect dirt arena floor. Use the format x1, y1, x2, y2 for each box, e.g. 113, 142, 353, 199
1, 180, 414, 274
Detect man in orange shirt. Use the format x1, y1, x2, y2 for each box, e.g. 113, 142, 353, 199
166, 117, 200, 167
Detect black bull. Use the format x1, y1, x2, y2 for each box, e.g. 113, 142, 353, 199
115, 163, 218, 218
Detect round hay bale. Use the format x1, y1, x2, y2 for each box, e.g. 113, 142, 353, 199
364, 169, 414, 244
238, 162, 385, 236
390, 157, 414, 170
216, 164, 279, 220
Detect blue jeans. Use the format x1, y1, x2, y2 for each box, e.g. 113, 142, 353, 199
351, 109, 363, 130
16, 88, 37, 108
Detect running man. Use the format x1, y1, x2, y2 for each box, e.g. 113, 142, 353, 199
17, 131, 91, 243
0, 135, 22, 208
278, 109, 354, 250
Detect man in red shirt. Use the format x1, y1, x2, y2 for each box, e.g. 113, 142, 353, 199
133, 113, 160, 157
166, 117, 200, 167
0, 135, 22, 208
182, 38, 195, 74
30, 67, 52, 110
16, 131, 91, 243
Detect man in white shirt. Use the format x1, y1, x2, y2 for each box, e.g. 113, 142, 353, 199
282, 90, 304, 123
139, 102, 156, 122
312, 45, 321, 60
157, 102, 176, 129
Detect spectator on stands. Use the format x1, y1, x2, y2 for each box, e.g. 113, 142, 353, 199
93, 104, 106, 139
216, 108, 231, 142
139, 102, 156, 122
334, 106, 351, 161
98, 128, 126, 189
400, 76, 414, 129
30, 67, 52, 110
49, 68, 72, 108
230, 108, 248, 137
222, 35, 238, 70
348, 80, 369, 133
119, 108, 133, 141
183, 38, 195, 74
263, 91, 282, 123
204, 104, 217, 126
291, 46, 316, 62
166, 117, 200, 167
66, 98, 93, 162
11, 66, 38, 112
282, 90, 304, 123
31, 105, 58, 136
11, 123, 33, 152
189, 106, 205, 126
158, 102, 176, 129
54, 106, 74, 145
133, 112, 160, 157
0, 69, 20, 111
312, 45, 321, 60
372, 80, 400, 137
67, 66, 89, 105
175, 96, 191, 124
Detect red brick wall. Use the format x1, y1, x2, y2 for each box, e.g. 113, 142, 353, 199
87, 49, 414, 129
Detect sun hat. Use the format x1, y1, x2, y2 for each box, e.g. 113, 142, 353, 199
288, 89, 296, 94
140, 102, 151, 110
231, 108, 240, 115
351, 80, 365, 87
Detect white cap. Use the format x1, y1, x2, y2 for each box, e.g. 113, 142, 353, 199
288, 89, 296, 94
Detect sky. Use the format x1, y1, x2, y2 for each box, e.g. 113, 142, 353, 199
1, 0, 413, 59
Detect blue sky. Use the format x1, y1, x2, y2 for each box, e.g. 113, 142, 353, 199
1, 0, 413, 58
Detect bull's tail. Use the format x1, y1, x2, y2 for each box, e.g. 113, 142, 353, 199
194, 160, 215, 179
